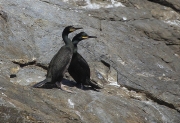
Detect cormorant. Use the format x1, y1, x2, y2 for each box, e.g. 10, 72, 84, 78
68, 32, 102, 90
33, 26, 82, 92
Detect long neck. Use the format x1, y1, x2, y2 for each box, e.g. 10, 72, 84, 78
72, 40, 79, 53
74, 44, 78, 53
62, 32, 71, 45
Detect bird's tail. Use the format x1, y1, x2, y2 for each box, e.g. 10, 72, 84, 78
33, 79, 48, 88
88, 79, 103, 89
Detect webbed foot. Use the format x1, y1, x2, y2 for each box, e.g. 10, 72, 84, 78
56, 82, 75, 93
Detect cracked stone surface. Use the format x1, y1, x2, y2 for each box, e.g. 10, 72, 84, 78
0, 0, 180, 122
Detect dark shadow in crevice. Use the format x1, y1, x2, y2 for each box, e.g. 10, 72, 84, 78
12, 60, 48, 70
12, 60, 36, 68
148, 0, 180, 13
36, 63, 48, 70
122, 85, 180, 113
10, 74, 17, 78
101, 59, 110, 68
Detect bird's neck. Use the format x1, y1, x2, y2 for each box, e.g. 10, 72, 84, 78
62, 34, 72, 46
73, 44, 78, 53
72, 40, 79, 53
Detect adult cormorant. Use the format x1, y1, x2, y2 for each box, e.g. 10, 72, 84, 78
68, 32, 102, 90
33, 26, 82, 92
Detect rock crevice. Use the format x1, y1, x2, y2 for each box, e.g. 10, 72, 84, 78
148, 0, 180, 12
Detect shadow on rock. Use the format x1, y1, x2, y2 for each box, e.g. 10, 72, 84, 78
33, 78, 100, 92
34, 78, 76, 89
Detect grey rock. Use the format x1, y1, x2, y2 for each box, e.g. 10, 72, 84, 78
0, 0, 180, 123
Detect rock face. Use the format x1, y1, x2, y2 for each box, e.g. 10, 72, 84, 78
0, 0, 180, 123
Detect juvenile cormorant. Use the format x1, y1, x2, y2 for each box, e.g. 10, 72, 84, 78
33, 26, 82, 92
68, 32, 102, 90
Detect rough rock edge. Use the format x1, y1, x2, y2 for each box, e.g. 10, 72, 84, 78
11, 60, 180, 113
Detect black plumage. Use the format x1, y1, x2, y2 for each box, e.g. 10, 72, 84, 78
33, 26, 82, 92
68, 32, 102, 90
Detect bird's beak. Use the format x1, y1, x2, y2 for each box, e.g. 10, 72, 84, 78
74, 27, 83, 30
88, 36, 97, 38
70, 27, 82, 32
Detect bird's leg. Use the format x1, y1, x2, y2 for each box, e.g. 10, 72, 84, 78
56, 81, 74, 93
76, 83, 84, 90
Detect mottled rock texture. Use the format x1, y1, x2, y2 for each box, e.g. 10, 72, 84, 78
0, 0, 180, 123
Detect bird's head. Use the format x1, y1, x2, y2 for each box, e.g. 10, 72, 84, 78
63, 26, 82, 35
72, 32, 97, 44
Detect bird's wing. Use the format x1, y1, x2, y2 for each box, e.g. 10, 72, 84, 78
76, 52, 90, 74
48, 46, 73, 78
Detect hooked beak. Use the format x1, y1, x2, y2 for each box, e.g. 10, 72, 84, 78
88, 36, 97, 38
70, 27, 83, 32
74, 27, 83, 30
